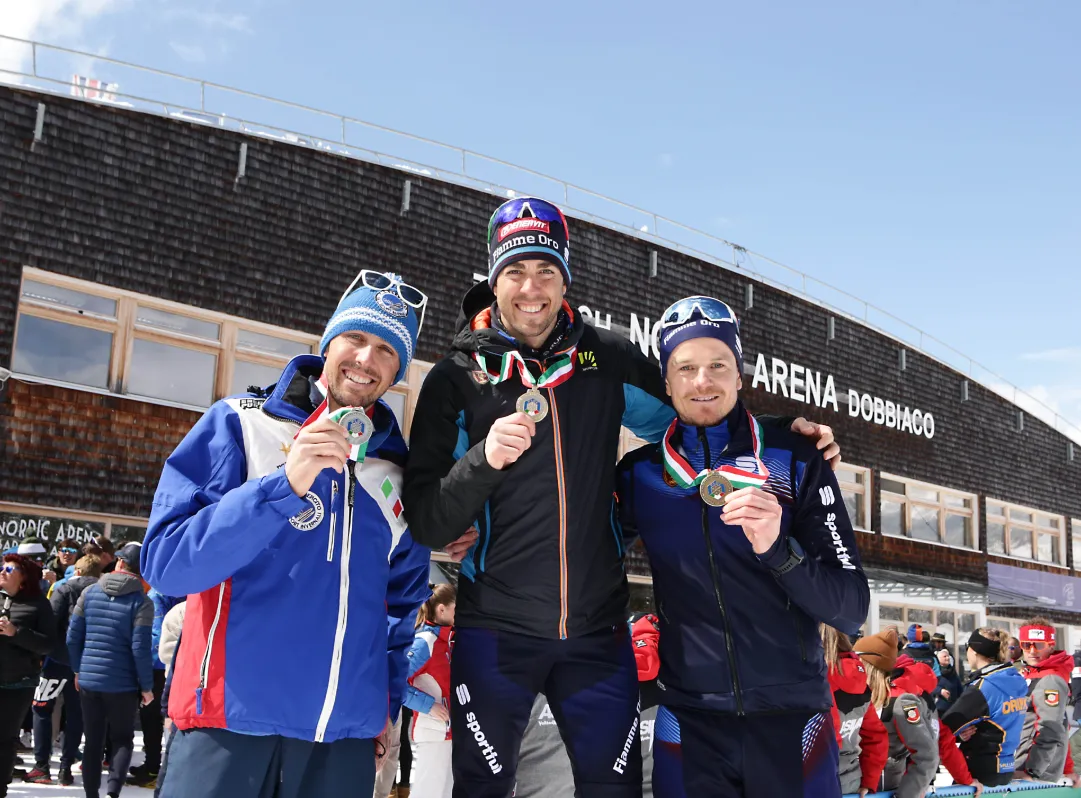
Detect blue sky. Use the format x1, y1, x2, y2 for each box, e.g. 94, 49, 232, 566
2, 1, 1079, 433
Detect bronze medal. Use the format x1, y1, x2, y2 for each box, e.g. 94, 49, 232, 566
699, 472, 734, 507
515, 388, 549, 422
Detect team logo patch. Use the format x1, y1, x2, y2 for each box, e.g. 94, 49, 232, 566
289, 492, 324, 531
1045, 690, 1060, 707
376, 290, 408, 317
471, 370, 490, 385
634, 639, 647, 648
1028, 628, 1046, 640
902, 704, 921, 724
238, 398, 265, 410
577, 351, 598, 371
663, 469, 678, 488
498, 218, 550, 240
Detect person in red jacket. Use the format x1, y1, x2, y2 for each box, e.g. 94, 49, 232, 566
1013, 618, 1077, 784
821, 625, 888, 796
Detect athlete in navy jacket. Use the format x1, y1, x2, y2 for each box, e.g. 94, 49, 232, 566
616, 296, 869, 798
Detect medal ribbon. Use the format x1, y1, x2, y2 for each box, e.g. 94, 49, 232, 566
662, 411, 770, 490
472, 346, 577, 391
295, 375, 372, 464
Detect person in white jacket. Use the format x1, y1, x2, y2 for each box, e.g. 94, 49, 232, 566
402, 584, 456, 798
158, 601, 187, 678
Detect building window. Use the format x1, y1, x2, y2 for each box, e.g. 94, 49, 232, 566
0, 503, 148, 553
1072, 520, 1081, 572
12, 269, 315, 409
985, 500, 1065, 565
878, 602, 976, 666
879, 474, 977, 549
836, 463, 871, 531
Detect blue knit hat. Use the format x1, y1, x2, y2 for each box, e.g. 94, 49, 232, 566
320, 274, 419, 385
487, 196, 571, 288
658, 296, 743, 377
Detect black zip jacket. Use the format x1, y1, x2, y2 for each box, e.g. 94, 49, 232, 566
403, 282, 675, 639
0, 590, 56, 687
47, 575, 98, 664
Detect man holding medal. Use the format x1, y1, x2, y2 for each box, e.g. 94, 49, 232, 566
142, 271, 432, 798
403, 197, 842, 798
614, 295, 869, 797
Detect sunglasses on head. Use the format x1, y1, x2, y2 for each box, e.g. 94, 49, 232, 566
1020, 641, 1051, 651
661, 296, 738, 329
340, 270, 428, 334
1, 564, 20, 575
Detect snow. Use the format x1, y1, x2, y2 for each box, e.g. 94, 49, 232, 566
8, 732, 155, 798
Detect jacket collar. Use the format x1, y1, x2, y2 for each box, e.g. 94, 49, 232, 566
260, 355, 403, 458
674, 399, 751, 471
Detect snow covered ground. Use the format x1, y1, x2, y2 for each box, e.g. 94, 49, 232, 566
8, 732, 154, 798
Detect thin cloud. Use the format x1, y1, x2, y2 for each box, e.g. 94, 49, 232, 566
0, 0, 126, 74
170, 41, 207, 63
1021, 347, 1081, 363
162, 8, 252, 34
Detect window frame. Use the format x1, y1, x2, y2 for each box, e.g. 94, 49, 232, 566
878, 472, 978, 550
13, 268, 317, 410
877, 601, 977, 668
836, 462, 872, 532
985, 498, 1066, 566
1073, 519, 1081, 573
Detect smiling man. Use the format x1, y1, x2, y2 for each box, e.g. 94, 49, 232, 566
403, 199, 843, 798
615, 296, 869, 797
142, 272, 431, 798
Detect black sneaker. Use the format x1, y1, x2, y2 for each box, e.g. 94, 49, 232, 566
59, 766, 74, 786
127, 771, 158, 788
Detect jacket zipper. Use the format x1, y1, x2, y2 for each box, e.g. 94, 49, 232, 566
314, 460, 355, 741
549, 387, 570, 640
327, 480, 338, 562
699, 428, 745, 716
788, 598, 807, 662
197, 583, 227, 713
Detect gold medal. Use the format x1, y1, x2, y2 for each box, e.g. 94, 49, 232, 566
336, 408, 373, 447
515, 389, 549, 422
699, 472, 733, 507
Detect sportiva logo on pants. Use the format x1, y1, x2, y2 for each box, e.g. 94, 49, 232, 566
465, 711, 502, 774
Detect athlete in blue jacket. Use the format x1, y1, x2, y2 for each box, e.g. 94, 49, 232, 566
616, 296, 869, 798
142, 272, 432, 798
941, 627, 1028, 787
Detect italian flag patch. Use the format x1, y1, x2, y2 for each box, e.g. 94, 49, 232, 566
380, 476, 404, 520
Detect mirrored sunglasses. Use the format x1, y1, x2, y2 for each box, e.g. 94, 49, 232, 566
661, 296, 737, 329
1020, 641, 1051, 651
60, 547, 79, 555
0, 564, 20, 574
487, 197, 568, 241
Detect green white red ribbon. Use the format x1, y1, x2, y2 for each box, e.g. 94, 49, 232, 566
472, 346, 577, 390
662, 411, 769, 490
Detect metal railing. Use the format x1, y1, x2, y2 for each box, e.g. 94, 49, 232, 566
2, 34, 1079, 445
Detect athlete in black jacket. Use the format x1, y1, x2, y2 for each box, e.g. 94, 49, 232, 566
403, 196, 838, 798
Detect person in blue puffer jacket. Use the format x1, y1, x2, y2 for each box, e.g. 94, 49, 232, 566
68, 542, 154, 798
615, 295, 870, 798
142, 272, 432, 798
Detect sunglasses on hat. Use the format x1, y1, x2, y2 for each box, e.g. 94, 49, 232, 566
487, 197, 569, 240
340, 270, 428, 333
661, 296, 738, 329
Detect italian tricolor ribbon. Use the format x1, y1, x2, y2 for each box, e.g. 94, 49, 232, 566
472, 346, 577, 390
295, 374, 374, 464
662, 411, 770, 490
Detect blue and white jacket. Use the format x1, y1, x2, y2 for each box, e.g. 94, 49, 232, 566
142, 355, 431, 743
616, 400, 870, 714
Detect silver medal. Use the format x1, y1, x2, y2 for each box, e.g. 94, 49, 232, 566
515, 389, 549, 422
337, 409, 373, 446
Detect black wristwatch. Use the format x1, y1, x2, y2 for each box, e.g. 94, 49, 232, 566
771, 538, 805, 576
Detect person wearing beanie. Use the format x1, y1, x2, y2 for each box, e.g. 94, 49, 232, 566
613, 294, 867, 796
854, 631, 946, 798
939, 627, 1027, 787
403, 201, 841, 797
1012, 617, 1077, 784
142, 270, 432, 798
903, 623, 941, 677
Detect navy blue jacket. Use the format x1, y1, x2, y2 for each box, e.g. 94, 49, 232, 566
616, 401, 869, 714
67, 572, 154, 693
